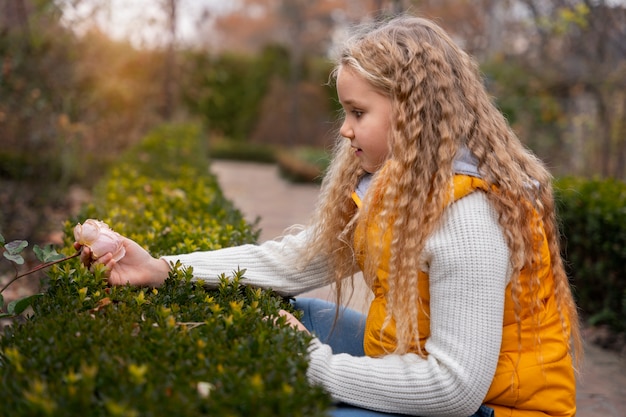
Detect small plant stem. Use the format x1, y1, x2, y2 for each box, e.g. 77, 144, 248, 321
0, 251, 81, 294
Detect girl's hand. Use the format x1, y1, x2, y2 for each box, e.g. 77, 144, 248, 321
74, 237, 170, 287
278, 309, 310, 334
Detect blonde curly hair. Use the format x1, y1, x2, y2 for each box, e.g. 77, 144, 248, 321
304, 15, 582, 363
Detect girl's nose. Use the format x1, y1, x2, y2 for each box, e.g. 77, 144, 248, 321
339, 119, 354, 140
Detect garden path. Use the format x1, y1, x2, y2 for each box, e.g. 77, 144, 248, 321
210, 159, 372, 314
210, 159, 626, 417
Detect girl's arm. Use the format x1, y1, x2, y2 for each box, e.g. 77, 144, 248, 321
306, 192, 510, 417
161, 230, 333, 296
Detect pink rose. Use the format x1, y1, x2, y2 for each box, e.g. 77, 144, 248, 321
74, 219, 126, 261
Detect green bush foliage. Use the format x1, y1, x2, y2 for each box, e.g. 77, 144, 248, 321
182, 45, 290, 141
78, 124, 260, 256
208, 139, 277, 164
1, 267, 330, 416
0, 2, 170, 243
0, 123, 331, 416
0, 6, 166, 186
555, 177, 626, 331
481, 58, 565, 173
276, 147, 331, 184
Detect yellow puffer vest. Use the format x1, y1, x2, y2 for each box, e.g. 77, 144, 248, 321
351, 175, 576, 417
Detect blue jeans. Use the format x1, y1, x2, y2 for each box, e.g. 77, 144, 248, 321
293, 298, 495, 417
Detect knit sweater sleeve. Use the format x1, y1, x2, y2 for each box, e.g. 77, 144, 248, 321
160, 230, 332, 296
306, 192, 511, 417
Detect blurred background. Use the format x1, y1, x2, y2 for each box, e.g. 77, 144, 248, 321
1, 0, 625, 247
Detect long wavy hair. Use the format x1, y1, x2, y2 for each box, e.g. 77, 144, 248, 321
304, 15, 582, 363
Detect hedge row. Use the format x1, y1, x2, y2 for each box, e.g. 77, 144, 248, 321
0, 124, 332, 416
79, 123, 260, 256
555, 177, 626, 332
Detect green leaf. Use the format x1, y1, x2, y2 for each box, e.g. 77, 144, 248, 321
5, 239, 28, 255
7, 294, 43, 315
0, 233, 5, 245
33, 244, 65, 263
0, 293, 4, 309
3, 252, 24, 265
33, 244, 45, 262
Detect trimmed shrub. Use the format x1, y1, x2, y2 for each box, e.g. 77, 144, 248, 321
0, 267, 330, 416
78, 124, 260, 256
0, 123, 332, 416
276, 147, 330, 184
208, 139, 277, 164
555, 177, 626, 331
182, 45, 290, 141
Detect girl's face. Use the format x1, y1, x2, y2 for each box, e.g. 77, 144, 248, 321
337, 67, 392, 173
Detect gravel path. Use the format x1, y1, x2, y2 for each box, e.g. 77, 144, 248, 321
210, 160, 372, 313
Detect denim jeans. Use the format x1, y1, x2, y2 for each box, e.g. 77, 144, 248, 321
293, 298, 495, 417
330, 404, 494, 417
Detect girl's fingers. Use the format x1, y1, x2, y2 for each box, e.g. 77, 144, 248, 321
278, 310, 309, 333
76, 245, 117, 282
79, 246, 92, 266
102, 259, 116, 280
86, 252, 113, 275
98, 253, 113, 264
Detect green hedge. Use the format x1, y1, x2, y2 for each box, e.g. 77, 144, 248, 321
208, 139, 277, 164
79, 124, 260, 256
182, 46, 290, 141
0, 124, 331, 416
555, 177, 626, 331
276, 147, 331, 184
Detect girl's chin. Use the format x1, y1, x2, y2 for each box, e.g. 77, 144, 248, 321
360, 161, 385, 174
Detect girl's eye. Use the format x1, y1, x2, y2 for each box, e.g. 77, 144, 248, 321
352, 110, 363, 119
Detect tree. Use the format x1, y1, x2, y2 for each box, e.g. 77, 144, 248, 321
0, 0, 168, 244
505, 0, 626, 178
412, 0, 626, 178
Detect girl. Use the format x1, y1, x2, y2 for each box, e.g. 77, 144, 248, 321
78, 15, 581, 417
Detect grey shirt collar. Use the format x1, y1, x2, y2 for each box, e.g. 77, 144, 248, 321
355, 147, 482, 200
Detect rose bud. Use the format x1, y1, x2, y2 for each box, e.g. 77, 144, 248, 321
74, 219, 126, 261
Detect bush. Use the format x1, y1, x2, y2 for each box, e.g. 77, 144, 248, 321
0, 123, 332, 416
276, 147, 330, 184
208, 139, 277, 164
555, 177, 626, 331
182, 45, 290, 141
78, 124, 260, 256
0, 267, 330, 416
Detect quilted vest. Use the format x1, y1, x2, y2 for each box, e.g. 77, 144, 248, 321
351, 174, 576, 417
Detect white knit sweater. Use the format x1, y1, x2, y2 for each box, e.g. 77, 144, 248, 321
161, 191, 511, 417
